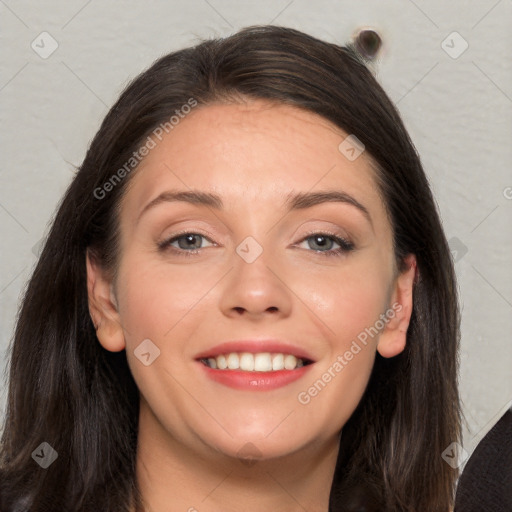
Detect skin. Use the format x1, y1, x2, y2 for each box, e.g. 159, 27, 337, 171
87, 100, 416, 512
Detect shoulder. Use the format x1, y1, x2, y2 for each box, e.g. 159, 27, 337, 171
454, 408, 512, 511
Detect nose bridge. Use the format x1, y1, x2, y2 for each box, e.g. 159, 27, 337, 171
234, 233, 279, 290
219, 233, 292, 317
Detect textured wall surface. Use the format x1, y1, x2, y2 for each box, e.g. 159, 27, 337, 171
1, 0, 511, 472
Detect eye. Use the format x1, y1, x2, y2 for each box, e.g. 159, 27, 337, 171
157, 231, 354, 258
296, 232, 355, 257
158, 232, 215, 255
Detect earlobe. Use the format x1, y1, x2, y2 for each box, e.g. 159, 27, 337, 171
377, 254, 417, 358
86, 249, 126, 352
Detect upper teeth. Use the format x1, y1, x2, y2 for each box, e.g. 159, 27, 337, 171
204, 352, 305, 372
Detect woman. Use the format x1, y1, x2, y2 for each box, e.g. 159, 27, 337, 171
0, 25, 461, 511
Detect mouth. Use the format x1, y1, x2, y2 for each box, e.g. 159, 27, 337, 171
195, 340, 316, 390
198, 352, 314, 372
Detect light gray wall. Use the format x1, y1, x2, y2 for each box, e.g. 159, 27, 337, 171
1, 0, 511, 468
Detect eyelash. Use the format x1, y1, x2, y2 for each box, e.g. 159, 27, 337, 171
157, 229, 355, 258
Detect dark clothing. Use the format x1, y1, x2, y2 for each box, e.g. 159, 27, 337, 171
454, 408, 512, 512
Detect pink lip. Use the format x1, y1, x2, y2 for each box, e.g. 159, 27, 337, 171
197, 363, 313, 391
194, 339, 316, 362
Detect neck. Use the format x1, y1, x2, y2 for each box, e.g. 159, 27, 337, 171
134, 399, 340, 512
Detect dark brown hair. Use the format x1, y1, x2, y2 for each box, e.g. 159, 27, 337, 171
0, 25, 461, 511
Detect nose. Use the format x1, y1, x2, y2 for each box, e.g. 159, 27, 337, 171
218, 240, 293, 321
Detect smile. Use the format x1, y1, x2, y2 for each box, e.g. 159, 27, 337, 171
200, 352, 313, 372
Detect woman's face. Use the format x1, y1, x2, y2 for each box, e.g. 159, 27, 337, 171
88, 99, 415, 463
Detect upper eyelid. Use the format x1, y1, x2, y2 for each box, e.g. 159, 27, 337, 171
162, 229, 216, 243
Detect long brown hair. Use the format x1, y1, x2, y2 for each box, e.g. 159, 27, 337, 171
0, 25, 461, 511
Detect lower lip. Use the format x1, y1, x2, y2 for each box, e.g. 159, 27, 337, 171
197, 362, 314, 390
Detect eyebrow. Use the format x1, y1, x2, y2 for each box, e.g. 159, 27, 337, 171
137, 189, 372, 225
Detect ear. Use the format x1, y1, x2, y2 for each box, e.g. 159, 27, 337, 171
377, 254, 417, 358
86, 249, 126, 352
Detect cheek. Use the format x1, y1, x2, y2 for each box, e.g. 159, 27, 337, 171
293, 262, 388, 429
295, 256, 392, 349
115, 254, 214, 410
115, 253, 216, 344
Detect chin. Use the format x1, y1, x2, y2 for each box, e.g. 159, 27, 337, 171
200, 424, 316, 464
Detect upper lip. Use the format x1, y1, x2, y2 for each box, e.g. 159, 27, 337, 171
194, 339, 316, 362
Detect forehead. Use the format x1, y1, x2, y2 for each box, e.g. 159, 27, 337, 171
120, 100, 386, 224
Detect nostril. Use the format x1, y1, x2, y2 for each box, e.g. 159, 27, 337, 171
353, 28, 383, 60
